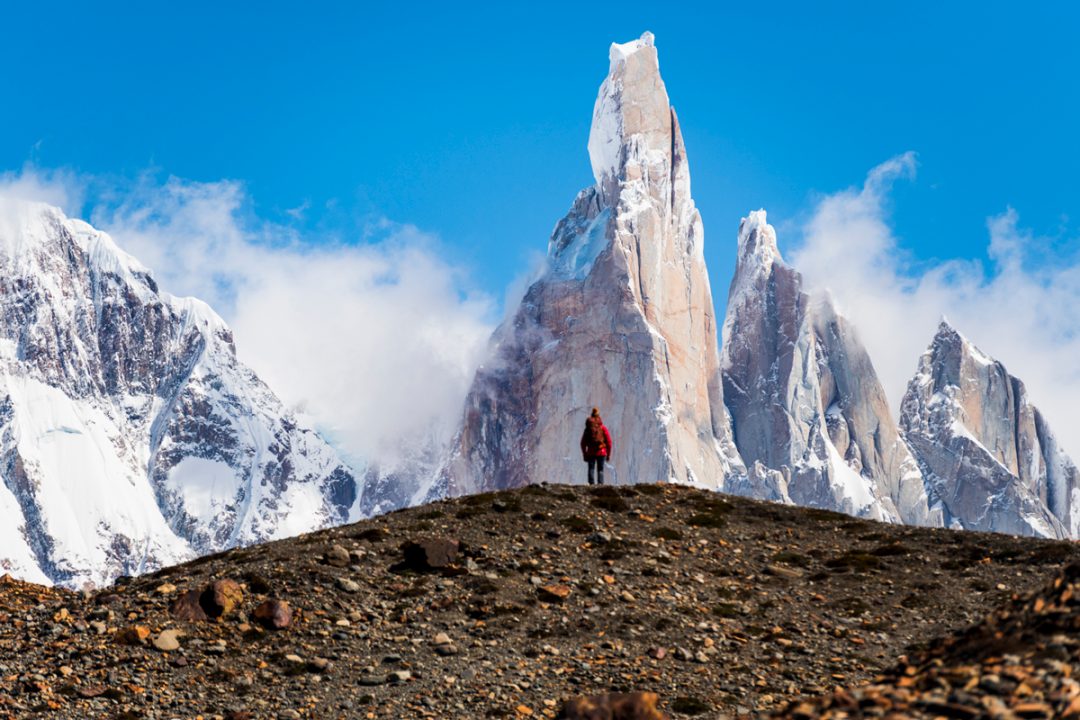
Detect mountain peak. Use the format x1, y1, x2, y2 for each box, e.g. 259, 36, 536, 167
902, 318, 1078, 538
587, 31, 671, 198
607, 31, 655, 68
927, 319, 998, 369
736, 210, 781, 271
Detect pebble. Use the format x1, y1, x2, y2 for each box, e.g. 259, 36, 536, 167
153, 629, 182, 652
325, 545, 351, 567
336, 577, 361, 593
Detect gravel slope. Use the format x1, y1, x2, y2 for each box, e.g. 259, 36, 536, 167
1, 483, 1077, 719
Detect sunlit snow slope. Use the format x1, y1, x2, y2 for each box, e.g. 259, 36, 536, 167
0, 199, 357, 588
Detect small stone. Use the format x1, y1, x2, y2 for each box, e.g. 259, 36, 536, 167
336, 577, 361, 593
620, 590, 636, 603
253, 599, 294, 630
538, 584, 572, 603
399, 538, 461, 572
325, 544, 351, 567
153, 629, 182, 652
204, 579, 244, 618
155, 583, 177, 595
764, 563, 804, 579
433, 632, 453, 646
557, 692, 665, 720
170, 589, 208, 622
308, 657, 332, 673
114, 625, 150, 646
388, 670, 412, 683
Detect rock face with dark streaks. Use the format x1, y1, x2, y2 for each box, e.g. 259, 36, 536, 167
438, 33, 744, 496
721, 211, 938, 525
900, 321, 1079, 538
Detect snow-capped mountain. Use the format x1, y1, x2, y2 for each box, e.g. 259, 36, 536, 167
0, 198, 357, 588
721, 211, 939, 525
900, 321, 1079, 538
436, 32, 745, 497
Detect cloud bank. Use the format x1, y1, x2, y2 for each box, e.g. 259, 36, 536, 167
790, 154, 1080, 458
0, 168, 496, 470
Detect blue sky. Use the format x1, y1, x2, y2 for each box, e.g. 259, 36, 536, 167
4, 2, 1077, 299
4, 2, 1080, 461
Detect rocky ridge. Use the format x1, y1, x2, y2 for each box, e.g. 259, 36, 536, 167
721, 212, 938, 527
900, 321, 1080, 539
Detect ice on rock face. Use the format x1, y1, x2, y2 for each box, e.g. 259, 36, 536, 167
900, 321, 1080, 538
0, 199, 358, 587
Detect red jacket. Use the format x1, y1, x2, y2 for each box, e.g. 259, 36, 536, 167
580, 420, 613, 460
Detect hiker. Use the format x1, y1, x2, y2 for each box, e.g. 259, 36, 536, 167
580, 407, 613, 485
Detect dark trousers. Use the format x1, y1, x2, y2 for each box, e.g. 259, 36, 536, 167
588, 456, 605, 485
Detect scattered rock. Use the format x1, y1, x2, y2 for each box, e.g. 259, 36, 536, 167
538, 584, 572, 603
398, 538, 461, 572
557, 691, 668, 719
203, 579, 244, 618
336, 577, 361, 593
152, 629, 181, 652
170, 588, 208, 622
114, 625, 150, 646
325, 545, 351, 567
253, 599, 294, 630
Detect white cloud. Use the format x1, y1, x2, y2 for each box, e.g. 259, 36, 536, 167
790, 154, 1080, 458
0, 164, 86, 215
1, 168, 495, 470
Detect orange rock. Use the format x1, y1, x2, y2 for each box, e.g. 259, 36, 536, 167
114, 625, 150, 646
204, 579, 244, 618
538, 584, 572, 603
253, 599, 294, 630
557, 691, 668, 720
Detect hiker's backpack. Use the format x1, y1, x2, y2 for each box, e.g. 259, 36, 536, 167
586, 417, 606, 451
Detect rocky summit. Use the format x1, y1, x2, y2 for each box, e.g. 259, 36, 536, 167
1, 483, 1077, 719
900, 320, 1080, 539
440, 32, 744, 499
721, 212, 937, 527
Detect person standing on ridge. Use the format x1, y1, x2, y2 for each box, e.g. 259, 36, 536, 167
580, 407, 613, 485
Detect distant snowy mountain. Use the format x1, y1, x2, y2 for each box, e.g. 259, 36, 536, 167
900, 321, 1079, 538
0, 198, 357, 588
721, 211, 939, 525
